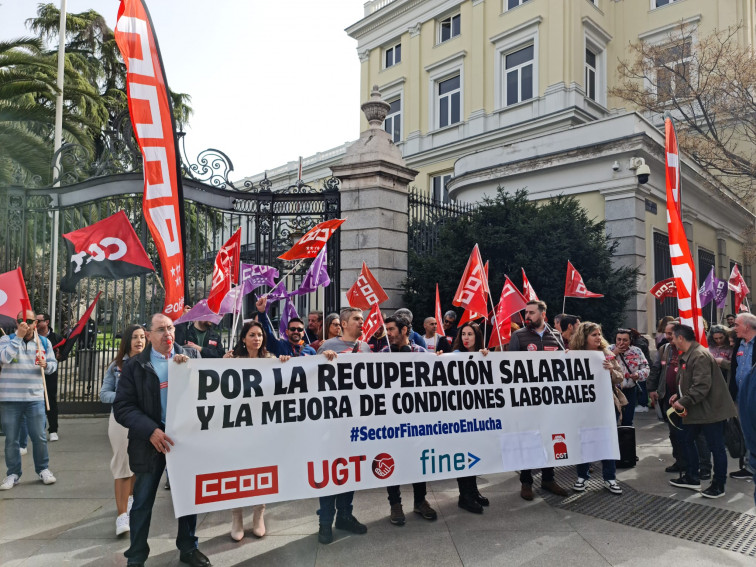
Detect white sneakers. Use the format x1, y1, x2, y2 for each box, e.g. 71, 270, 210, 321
39, 469, 57, 485
572, 477, 587, 492
19, 447, 28, 455
604, 480, 623, 495
116, 513, 130, 535
0, 474, 19, 490
50, 432, 59, 441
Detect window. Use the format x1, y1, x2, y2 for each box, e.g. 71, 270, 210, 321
653, 232, 676, 319
585, 48, 597, 101
438, 75, 461, 128
385, 43, 401, 68
438, 14, 460, 43
655, 40, 692, 102
505, 45, 534, 106
432, 174, 452, 203
654, 0, 680, 7
384, 97, 401, 142
506, 0, 531, 9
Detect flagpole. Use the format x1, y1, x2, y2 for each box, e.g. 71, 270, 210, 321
34, 330, 51, 412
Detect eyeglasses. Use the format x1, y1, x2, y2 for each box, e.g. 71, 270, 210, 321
35, 318, 45, 323
152, 326, 175, 334
17, 318, 35, 325
288, 327, 304, 333
443, 319, 453, 325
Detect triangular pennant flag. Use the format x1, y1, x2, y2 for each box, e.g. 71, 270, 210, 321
54, 292, 102, 359
453, 245, 489, 316
291, 247, 330, 296
435, 284, 444, 329
0, 267, 32, 319
60, 210, 154, 293
521, 268, 539, 302
564, 261, 603, 298
346, 263, 389, 309
278, 218, 346, 261
207, 229, 242, 313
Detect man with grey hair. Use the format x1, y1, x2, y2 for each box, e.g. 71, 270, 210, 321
442, 310, 458, 340
392, 308, 426, 348
730, 313, 756, 480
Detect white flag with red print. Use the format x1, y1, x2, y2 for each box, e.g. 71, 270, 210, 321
728, 264, 750, 313
564, 261, 603, 298
521, 268, 539, 301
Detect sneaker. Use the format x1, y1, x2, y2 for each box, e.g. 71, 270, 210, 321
701, 483, 725, 499
334, 514, 367, 534
39, 469, 56, 485
116, 513, 130, 535
572, 477, 587, 492
0, 474, 19, 490
317, 524, 333, 544
669, 474, 700, 491
604, 480, 623, 495
19, 447, 28, 455
389, 502, 405, 525
729, 468, 753, 480
49, 432, 58, 442
636, 405, 649, 413
413, 499, 438, 521
127, 495, 134, 515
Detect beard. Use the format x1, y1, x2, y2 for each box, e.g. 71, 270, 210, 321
525, 318, 540, 329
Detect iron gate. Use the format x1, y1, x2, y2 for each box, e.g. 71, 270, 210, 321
0, 174, 340, 413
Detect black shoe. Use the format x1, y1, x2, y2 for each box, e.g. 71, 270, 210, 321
669, 474, 701, 491
458, 493, 483, 514
318, 524, 333, 544
664, 462, 683, 473
473, 491, 490, 507
179, 548, 211, 567
699, 472, 712, 481
334, 514, 367, 534
701, 483, 725, 499
730, 468, 753, 480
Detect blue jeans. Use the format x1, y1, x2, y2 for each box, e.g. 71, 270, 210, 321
18, 414, 28, 449
317, 492, 354, 526
637, 381, 648, 408
0, 400, 49, 477
620, 387, 637, 426
125, 455, 197, 565
577, 460, 616, 482
683, 421, 728, 486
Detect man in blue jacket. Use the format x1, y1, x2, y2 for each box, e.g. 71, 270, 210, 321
255, 296, 316, 357
114, 313, 209, 567
733, 313, 756, 505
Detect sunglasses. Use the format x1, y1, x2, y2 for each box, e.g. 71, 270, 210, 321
17, 318, 36, 325
443, 319, 453, 324
288, 327, 304, 333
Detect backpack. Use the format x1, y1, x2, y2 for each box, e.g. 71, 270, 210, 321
724, 416, 746, 459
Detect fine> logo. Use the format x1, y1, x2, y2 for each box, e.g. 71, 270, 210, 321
372, 453, 395, 479
552, 434, 568, 460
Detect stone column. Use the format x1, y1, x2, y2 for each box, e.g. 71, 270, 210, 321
331, 86, 418, 311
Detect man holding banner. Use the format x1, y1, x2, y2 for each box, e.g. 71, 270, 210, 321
113, 314, 209, 567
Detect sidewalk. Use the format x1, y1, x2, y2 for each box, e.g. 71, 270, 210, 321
1, 411, 754, 566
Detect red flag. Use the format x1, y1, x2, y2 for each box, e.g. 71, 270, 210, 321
564, 261, 604, 298
488, 316, 511, 348
665, 118, 682, 219
453, 245, 489, 316
435, 284, 444, 329
115, 1, 187, 320
665, 119, 707, 346
278, 219, 346, 261
60, 210, 155, 292
0, 268, 31, 319
521, 268, 539, 301
497, 276, 529, 319
207, 229, 241, 313
649, 278, 678, 304
346, 263, 389, 309
458, 308, 486, 327
360, 303, 385, 341
53, 292, 102, 358
728, 264, 750, 313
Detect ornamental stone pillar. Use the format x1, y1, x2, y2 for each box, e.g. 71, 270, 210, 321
331, 86, 418, 311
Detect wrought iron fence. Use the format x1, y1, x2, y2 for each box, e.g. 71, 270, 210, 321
0, 175, 340, 413
407, 186, 476, 258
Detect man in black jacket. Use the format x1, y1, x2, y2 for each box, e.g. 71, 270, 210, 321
177, 320, 225, 358
114, 313, 210, 567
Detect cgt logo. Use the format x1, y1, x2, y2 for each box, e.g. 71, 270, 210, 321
552, 434, 568, 460
420, 449, 480, 475
195, 466, 278, 505
372, 453, 395, 479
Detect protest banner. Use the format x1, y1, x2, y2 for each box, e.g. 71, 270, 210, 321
165, 350, 619, 517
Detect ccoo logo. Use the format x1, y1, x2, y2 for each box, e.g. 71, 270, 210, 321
372, 453, 395, 479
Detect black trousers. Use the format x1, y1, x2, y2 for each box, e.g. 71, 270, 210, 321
457, 475, 480, 495
387, 482, 426, 506
520, 468, 554, 485
661, 396, 711, 474
45, 372, 58, 433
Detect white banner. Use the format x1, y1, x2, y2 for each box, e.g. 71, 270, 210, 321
165, 351, 619, 517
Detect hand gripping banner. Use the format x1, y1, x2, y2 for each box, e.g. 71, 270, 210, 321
115, 0, 187, 319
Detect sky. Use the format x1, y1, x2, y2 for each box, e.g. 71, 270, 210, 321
0, 0, 365, 180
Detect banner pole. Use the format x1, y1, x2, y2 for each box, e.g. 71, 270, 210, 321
33, 330, 50, 411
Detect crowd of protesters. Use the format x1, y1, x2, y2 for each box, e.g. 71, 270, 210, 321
2, 299, 755, 567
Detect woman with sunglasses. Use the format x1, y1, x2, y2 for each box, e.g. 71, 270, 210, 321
100, 324, 146, 536
569, 322, 625, 495
223, 321, 290, 541
449, 322, 491, 513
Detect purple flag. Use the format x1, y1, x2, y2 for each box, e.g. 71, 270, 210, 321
266, 279, 288, 305
218, 286, 244, 315
291, 248, 330, 296
699, 267, 716, 308
278, 294, 300, 337
714, 275, 728, 309
240, 263, 278, 293
174, 299, 223, 326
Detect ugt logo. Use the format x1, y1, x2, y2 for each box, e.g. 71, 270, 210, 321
552, 434, 568, 460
